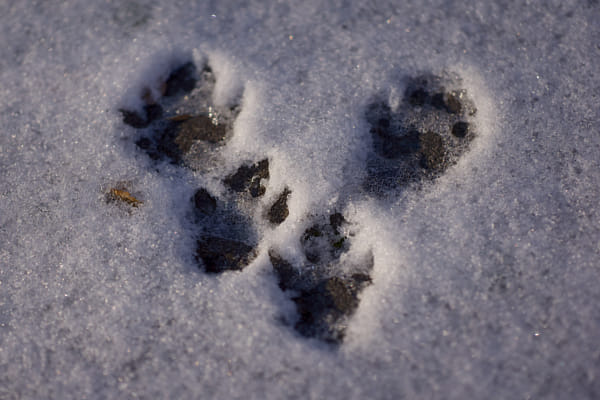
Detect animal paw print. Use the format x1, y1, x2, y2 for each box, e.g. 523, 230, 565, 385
119, 58, 294, 274
365, 73, 476, 193
120, 61, 238, 170
269, 212, 373, 344
195, 158, 291, 273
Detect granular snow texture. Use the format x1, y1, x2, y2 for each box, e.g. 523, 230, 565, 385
0, 1, 599, 399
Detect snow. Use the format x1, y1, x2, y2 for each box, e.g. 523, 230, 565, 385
1, 0, 599, 399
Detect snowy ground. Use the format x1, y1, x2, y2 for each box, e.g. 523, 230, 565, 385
1, 0, 599, 399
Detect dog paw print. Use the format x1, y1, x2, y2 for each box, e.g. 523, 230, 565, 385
269, 212, 373, 344
196, 158, 275, 273
194, 159, 292, 272
365, 73, 476, 193
192, 185, 257, 273
120, 61, 239, 171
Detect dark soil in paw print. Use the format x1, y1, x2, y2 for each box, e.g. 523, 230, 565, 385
163, 62, 198, 97
192, 156, 274, 273
193, 188, 217, 215
269, 212, 373, 344
193, 158, 274, 272
119, 104, 163, 129
120, 60, 237, 170
191, 182, 261, 273
451, 121, 469, 138
419, 130, 446, 171
301, 212, 349, 264
267, 188, 291, 225
224, 159, 269, 197
197, 235, 255, 273
174, 115, 227, 147
292, 274, 371, 343
365, 73, 476, 194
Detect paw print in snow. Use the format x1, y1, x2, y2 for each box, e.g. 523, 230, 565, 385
365, 73, 476, 194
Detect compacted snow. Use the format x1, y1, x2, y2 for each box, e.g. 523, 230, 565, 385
1, 0, 599, 399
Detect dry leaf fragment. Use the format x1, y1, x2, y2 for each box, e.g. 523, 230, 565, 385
109, 188, 142, 207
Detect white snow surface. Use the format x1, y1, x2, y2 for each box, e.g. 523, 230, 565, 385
1, 0, 600, 399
